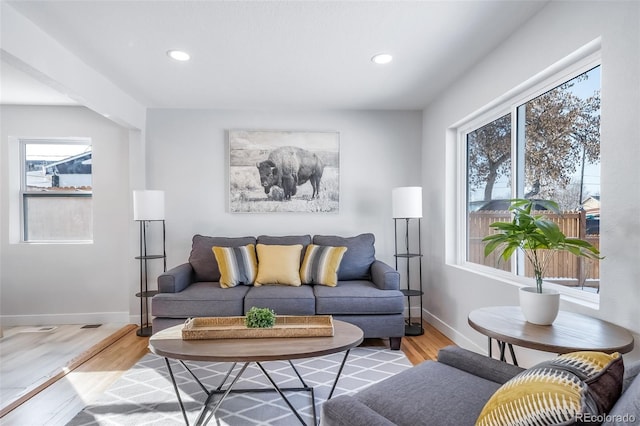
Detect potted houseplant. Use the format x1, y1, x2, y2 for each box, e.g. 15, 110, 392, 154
482, 199, 602, 325
245, 307, 276, 329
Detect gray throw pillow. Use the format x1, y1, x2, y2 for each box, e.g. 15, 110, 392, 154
312, 233, 375, 280
189, 235, 256, 282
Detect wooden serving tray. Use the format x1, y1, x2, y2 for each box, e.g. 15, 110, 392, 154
181, 315, 334, 340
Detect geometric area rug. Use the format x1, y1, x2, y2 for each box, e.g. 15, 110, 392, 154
67, 347, 412, 425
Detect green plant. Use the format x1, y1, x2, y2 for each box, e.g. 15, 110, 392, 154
245, 307, 276, 328
482, 199, 602, 293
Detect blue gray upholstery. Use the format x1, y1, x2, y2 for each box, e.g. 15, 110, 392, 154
257, 234, 311, 264
152, 233, 405, 347
189, 235, 256, 282
314, 280, 404, 315
604, 360, 640, 425
313, 234, 376, 280
152, 281, 250, 317
321, 346, 640, 426
244, 285, 316, 315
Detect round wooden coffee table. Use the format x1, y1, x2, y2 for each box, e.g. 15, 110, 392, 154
149, 319, 364, 426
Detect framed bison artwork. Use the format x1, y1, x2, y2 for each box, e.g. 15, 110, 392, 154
229, 130, 340, 213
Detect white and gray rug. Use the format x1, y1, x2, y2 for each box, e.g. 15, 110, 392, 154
68, 347, 412, 425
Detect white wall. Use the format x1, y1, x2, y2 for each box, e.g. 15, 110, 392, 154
0, 106, 134, 325
1, 2, 146, 130
422, 1, 640, 364
146, 109, 423, 269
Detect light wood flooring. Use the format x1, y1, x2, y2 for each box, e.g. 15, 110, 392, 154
1, 320, 453, 426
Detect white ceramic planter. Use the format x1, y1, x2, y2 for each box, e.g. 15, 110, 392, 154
518, 286, 560, 325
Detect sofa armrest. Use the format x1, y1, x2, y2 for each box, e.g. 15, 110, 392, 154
437, 345, 525, 384
321, 395, 396, 426
157, 263, 194, 293
370, 260, 400, 291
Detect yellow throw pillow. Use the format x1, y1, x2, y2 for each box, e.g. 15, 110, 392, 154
254, 244, 303, 286
212, 244, 258, 288
300, 244, 348, 286
476, 351, 624, 426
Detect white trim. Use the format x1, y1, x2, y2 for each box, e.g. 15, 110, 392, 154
451, 262, 600, 309
451, 38, 601, 130
0, 312, 130, 327
452, 39, 603, 303
423, 308, 485, 353
18, 137, 93, 243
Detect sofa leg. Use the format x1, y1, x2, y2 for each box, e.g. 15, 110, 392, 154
389, 337, 402, 350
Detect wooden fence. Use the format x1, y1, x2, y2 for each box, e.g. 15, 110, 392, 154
468, 210, 600, 289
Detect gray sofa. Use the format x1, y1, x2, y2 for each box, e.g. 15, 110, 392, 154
152, 233, 406, 349
321, 345, 640, 426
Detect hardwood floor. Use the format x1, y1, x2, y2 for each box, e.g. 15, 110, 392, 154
400, 322, 457, 365
2, 325, 149, 426
1, 320, 453, 425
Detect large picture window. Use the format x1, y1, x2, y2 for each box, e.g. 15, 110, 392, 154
21, 139, 93, 242
465, 64, 601, 293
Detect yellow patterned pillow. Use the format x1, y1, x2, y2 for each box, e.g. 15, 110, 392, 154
300, 245, 348, 286
476, 351, 624, 426
254, 244, 303, 286
212, 244, 258, 288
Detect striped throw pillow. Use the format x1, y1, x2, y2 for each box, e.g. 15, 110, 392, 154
300, 244, 348, 286
476, 351, 624, 426
212, 244, 258, 288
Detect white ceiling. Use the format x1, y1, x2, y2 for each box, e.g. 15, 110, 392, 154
1, 1, 549, 110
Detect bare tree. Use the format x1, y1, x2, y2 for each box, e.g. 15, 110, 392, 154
468, 71, 600, 204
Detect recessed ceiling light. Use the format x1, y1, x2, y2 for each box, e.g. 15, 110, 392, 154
167, 50, 191, 62
371, 53, 393, 65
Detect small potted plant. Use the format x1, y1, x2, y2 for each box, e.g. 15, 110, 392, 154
245, 307, 276, 329
483, 199, 602, 324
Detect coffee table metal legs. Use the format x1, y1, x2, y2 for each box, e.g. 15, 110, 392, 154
487, 337, 518, 366
163, 349, 351, 426
256, 361, 313, 425
165, 358, 189, 425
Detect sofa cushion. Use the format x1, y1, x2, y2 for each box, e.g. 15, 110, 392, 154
476, 351, 624, 426
604, 366, 640, 425
348, 360, 502, 425
313, 233, 375, 280
212, 244, 257, 288
151, 281, 249, 317
254, 244, 303, 286
257, 235, 311, 264
300, 244, 348, 287
332, 314, 404, 340
244, 285, 316, 315
189, 235, 256, 282
314, 280, 404, 315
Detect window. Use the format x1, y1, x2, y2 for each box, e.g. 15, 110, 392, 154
464, 64, 601, 293
21, 139, 93, 242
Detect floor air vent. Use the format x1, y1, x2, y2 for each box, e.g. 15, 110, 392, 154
19, 326, 58, 333
81, 324, 103, 329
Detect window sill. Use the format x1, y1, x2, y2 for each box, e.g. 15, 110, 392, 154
19, 240, 94, 245
451, 262, 600, 310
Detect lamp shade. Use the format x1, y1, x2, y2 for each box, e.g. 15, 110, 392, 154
133, 190, 165, 220
392, 187, 422, 218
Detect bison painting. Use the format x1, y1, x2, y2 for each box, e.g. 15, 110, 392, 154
256, 146, 324, 200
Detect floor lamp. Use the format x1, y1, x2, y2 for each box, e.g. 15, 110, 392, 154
133, 190, 166, 337
392, 186, 424, 336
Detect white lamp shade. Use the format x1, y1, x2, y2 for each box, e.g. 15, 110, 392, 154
133, 190, 165, 220
392, 187, 422, 218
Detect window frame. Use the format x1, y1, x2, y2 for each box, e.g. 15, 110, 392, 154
19, 137, 93, 243
454, 46, 602, 305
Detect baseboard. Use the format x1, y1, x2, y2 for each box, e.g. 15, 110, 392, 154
0, 312, 130, 327
422, 308, 485, 354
